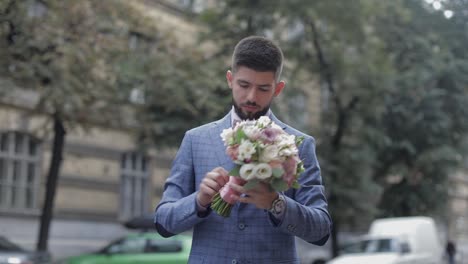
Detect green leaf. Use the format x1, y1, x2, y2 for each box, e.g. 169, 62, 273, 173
292, 181, 301, 189
295, 136, 304, 146
235, 129, 247, 144
229, 165, 241, 176
271, 179, 288, 192
244, 180, 260, 190
272, 168, 285, 178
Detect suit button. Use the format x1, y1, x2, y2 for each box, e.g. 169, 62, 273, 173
238, 223, 245, 230
232, 259, 237, 264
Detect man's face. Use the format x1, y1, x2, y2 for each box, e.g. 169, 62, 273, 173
226, 66, 285, 120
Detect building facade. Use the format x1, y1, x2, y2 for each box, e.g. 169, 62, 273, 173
0, 0, 194, 259
0, 83, 176, 258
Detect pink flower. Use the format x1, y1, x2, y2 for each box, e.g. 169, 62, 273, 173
260, 127, 281, 143
220, 176, 246, 204
282, 157, 299, 187
226, 145, 239, 160
214, 116, 302, 217
268, 160, 283, 169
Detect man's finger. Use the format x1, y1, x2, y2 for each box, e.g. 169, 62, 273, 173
214, 175, 228, 186
229, 182, 245, 193
206, 171, 220, 179
213, 167, 229, 177
202, 178, 223, 191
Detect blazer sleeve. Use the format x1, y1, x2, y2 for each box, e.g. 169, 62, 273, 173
268, 136, 332, 245
154, 131, 204, 237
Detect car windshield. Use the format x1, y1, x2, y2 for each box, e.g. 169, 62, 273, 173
100, 237, 146, 254
340, 238, 401, 254
0, 237, 24, 251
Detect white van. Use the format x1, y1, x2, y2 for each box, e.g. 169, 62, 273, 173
327, 216, 443, 264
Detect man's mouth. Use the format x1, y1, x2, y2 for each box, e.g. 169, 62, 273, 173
242, 105, 258, 112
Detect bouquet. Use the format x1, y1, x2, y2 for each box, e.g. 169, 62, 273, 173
211, 116, 305, 217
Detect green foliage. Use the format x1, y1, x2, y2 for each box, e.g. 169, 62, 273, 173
198, 0, 468, 234
0, 0, 145, 126
0, 0, 229, 146
365, 0, 468, 217
272, 167, 285, 178
138, 50, 229, 146
229, 165, 241, 177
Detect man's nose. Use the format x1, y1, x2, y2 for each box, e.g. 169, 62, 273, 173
246, 88, 257, 102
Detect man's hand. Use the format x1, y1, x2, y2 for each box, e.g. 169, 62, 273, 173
229, 181, 278, 210
197, 167, 229, 207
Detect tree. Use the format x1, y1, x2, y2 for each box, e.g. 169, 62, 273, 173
136, 46, 230, 146
197, 0, 468, 257
366, 0, 468, 217
0, 0, 178, 251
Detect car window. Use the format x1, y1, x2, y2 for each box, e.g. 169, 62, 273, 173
106, 237, 146, 254
146, 239, 182, 253
340, 238, 400, 254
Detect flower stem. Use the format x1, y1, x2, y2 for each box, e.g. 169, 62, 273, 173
212, 192, 232, 217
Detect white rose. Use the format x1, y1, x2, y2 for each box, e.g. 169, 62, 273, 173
243, 125, 261, 140
254, 163, 272, 180
277, 134, 295, 147
238, 139, 256, 161
271, 123, 282, 131
259, 145, 279, 163
257, 116, 271, 127
220, 127, 234, 144
240, 164, 256, 180
279, 148, 293, 157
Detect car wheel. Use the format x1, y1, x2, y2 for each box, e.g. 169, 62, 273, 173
312, 260, 326, 264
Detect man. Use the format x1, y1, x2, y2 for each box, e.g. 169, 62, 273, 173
446, 240, 456, 264
154, 36, 331, 264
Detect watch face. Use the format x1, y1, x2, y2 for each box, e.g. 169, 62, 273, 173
275, 200, 284, 212
272, 197, 285, 214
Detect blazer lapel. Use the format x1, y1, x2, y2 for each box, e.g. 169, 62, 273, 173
209, 113, 235, 171
269, 112, 288, 130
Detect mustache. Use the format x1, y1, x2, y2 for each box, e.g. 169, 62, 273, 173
242, 101, 258, 107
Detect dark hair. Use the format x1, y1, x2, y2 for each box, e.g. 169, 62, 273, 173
231, 36, 283, 81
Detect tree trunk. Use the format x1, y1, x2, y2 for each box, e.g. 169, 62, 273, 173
37, 114, 66, 251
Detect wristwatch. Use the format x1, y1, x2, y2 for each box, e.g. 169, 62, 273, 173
269, 194, 286, 215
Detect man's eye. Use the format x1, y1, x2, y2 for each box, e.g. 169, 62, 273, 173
240, 84, 249, 88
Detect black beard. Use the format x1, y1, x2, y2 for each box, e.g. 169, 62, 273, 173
232, 98, 270, 120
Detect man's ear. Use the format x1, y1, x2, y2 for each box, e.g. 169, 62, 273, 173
274, 81, 285, 96
226, 70, 233, 89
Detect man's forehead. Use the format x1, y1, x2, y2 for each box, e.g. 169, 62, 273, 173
236, 78, 273, 87
232, 67, 276, 84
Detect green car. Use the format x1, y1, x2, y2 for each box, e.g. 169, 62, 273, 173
57, 233, 192, 264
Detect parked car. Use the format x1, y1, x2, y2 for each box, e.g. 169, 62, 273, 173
296, 237, 330, 264
56, 232, 191, 264
0, 235, 51, 264
327, 216, 443, 264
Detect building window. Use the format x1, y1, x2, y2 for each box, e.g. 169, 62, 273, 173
0, 131, 41, 211
120, 152, 149, 220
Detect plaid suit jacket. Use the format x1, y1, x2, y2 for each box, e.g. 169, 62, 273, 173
155, 112, 331, 264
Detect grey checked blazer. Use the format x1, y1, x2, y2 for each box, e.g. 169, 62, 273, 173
155, 112, 332, 264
